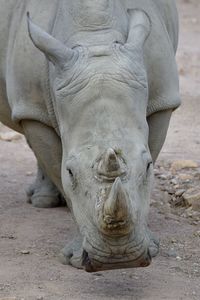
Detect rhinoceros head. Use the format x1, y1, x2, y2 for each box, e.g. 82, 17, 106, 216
28, 10, 158, 271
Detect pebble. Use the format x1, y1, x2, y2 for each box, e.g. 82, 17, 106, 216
157, 174, 168, 180
0, 132, 22, 142
170, 238, 177, 244
26, 171, 34, 176
175, 189, 186, 197
183, 188, 200, 211
193, 231, 200, 237
170, 178, 178, 185
167, 248, 177, 258
178, 173, 193, 181
20, 250, 30, 255
176, 256, 182, 261
174, 184, 180, 190
171, 160, 198, 172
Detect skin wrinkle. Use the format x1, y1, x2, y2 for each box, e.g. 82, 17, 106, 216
91, 250, 147, 264
56, 73, 146, 102
55, 44, 148, 100
85, 236, 145, 257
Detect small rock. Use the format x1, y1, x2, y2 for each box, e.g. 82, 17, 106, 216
26, 171, 33, 176
192, 221, 200, 226
0, 131, 22, 142
20, 250, 30, 255
185, 206, 194, 217
176, 256, 182, 261
183, 188, 200, 211
167, 248, 177, 258
171, 160, 198, 172
157, 174, 168, 180
154, 168, 161, 176
178, 173, 193, 181
170, 178, 178, 185
193, 231, 200, 237
175, 189, 186, 197
36, 297, 44, 300
170, 238, 177, 244
174, 185, 180, 190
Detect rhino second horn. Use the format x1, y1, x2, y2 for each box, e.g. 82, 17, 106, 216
98, 148, 121, 175
103, 177, 130, 226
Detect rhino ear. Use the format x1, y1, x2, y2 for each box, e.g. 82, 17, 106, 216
125, 9, 151, 50
27, 12, 75, 68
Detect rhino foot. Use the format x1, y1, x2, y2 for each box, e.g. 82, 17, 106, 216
147, 229, 160, 258
59, 237, 84, 269
26, 166, 65, 208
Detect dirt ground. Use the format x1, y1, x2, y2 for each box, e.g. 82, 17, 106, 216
0, 0, 200, 299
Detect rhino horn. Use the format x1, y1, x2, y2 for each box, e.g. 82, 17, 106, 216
27, 12, 76, 68
126, 9, 151, 49
98, 148, 121, 176
103, 177, 130, 227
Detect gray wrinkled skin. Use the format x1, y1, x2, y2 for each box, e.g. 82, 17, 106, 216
0, 0, 180, 272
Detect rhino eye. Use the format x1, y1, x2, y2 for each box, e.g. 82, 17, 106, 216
146, 161, 153, 173
66, 167, 77, 189
67, 168, 74, 179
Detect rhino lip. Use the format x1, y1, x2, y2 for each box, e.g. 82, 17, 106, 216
81, 248, 152, 273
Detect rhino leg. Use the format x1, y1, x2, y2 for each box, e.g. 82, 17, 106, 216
26, 164, 65, 208
147, 109, 173, 163
147, 108, 173, 254
146, 228, 160, 258
22, 120, 66, 208
59, 235, 84, 269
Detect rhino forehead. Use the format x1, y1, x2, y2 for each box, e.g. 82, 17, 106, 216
54, 50, 147, 99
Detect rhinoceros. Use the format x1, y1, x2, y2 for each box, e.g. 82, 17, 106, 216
0, 0, 180, 272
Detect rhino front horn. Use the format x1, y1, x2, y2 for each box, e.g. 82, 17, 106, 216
102, 177, 131, 232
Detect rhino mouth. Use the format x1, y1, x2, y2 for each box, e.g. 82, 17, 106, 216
81, 239, 152, 272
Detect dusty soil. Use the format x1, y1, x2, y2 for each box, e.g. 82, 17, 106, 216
0, 0, 200, 299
